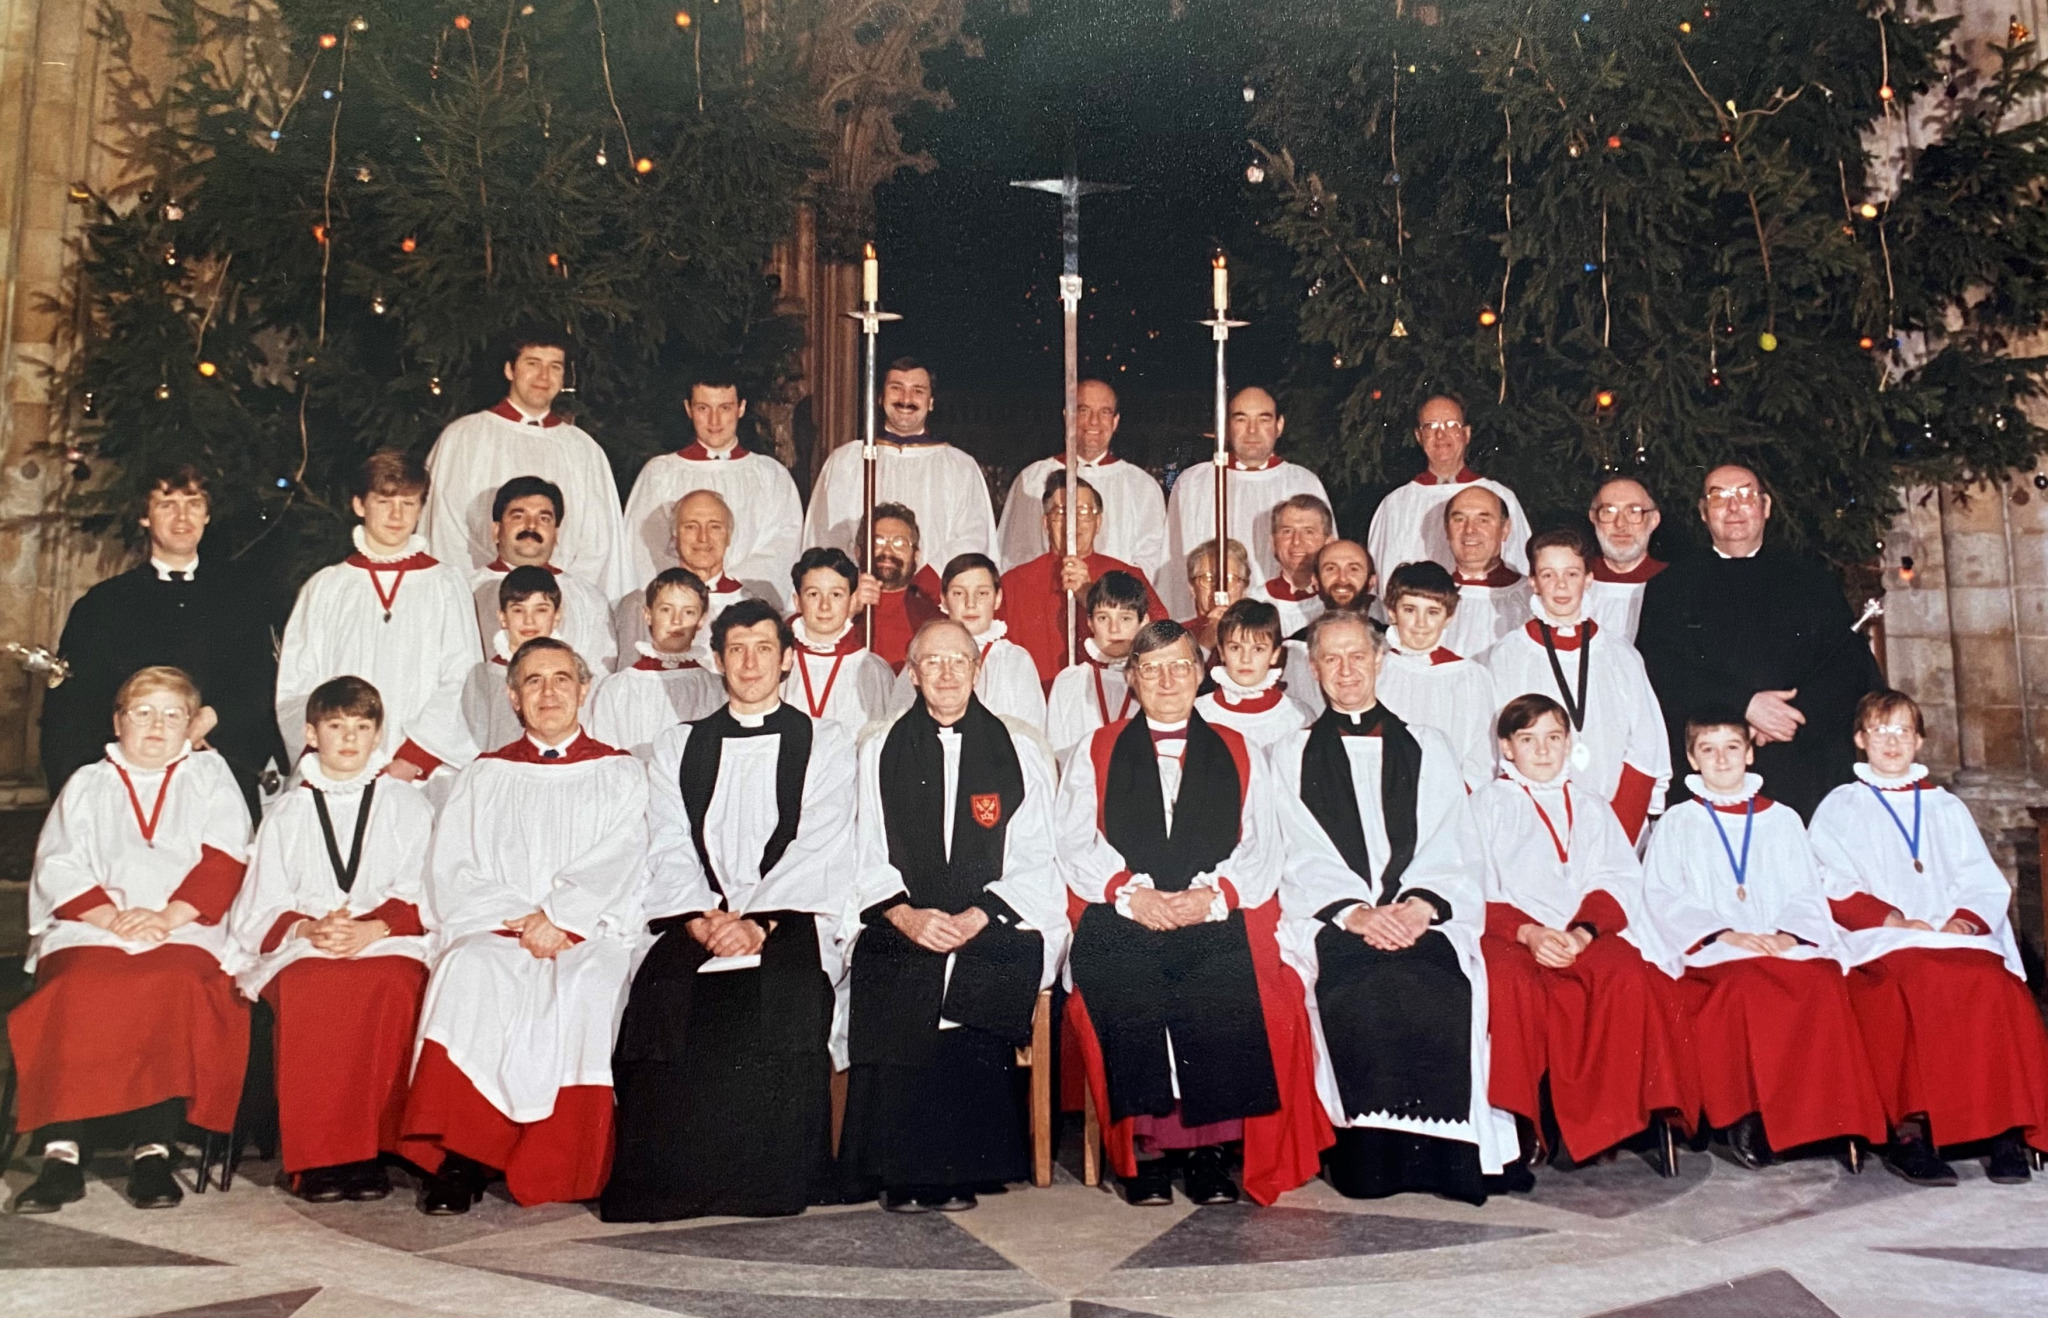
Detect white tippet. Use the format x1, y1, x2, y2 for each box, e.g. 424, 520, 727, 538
26, 744, 251, 973
888, 621, 1047, 732
643, 707, 858, 1063
1438, 569, 1528, 660
621, 444, 803, 613
1194, 670, 1314, 752
1641, 774, 1849, 971
227, 753, 436, 997
1471, 768, 1680, 976
1366, 470, 1533, 580
1161, 459, 1332, 619
422, 403, 631, 601
1268, 716, 1520, 1174
804, 439, 999, 577
1482, 612, 1672, 822
470, 562, 620, 674
416, 735, 650, 1121
275, 529, 480, 778
847, 708, 1070, 993
782, 620, 895, 742
584, 646, 725, 762
1045, 642, 1132, 765
997, 454, 1169, 579
1809, 764, 2026, 977
1377, 642, 1499, 791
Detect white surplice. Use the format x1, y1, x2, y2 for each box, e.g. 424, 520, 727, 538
996, 454, 1169, 579
1161, 459, 1332, 619
459, 649, 524, 757
782, 620, 895, 742
1193, 672, 1314, 752
1439, 575, 1528, 660
584, 647, 726, 762
1482, 614, 1671, 816
1377, 643, 1499, 791
469, 563, 620, 673
1366, 472, 1533, 579
416, 736, 649, 1120
803, 439, 999, 578
1044, 644, 1132, 766
621, 444, 803, 613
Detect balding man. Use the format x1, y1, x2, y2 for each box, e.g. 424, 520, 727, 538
1583, 478, 1666, 644
996, 379, 1170, 579
1367, 396, 1532, 581
1163, 386, 1333, 619
1438, 486, 1527, 660
1636, 464, 1882, 818
616, 489, 756, 656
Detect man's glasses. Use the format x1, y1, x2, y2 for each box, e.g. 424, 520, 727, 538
1704, 485, 1762, 507
1418, 420, 1469, 434
914, 653, 976, 675
1593, 503, 1657, 524
1133, 658, 1200, 681
872, 535, 915, 552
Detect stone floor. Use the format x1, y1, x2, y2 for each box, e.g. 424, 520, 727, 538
2, 1135, 2043, 1318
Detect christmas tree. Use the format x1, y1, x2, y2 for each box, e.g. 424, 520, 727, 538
1240, 0, 2048, 570
57, 0, 818, 587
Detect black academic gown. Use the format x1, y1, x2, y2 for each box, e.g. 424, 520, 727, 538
40, 561, 287, 814
840, 698, 1044, 1196
1636, 546, 1880, 819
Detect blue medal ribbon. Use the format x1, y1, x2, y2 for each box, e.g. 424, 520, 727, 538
1864, 781, 1924, 872
1700, 796, 1755, 900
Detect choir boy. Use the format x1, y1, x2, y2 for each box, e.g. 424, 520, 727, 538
470, 476, 618, 673
1374, 562, 1497, 790
783, 547, 894, 739
1475, 694, 1693, 1168
1045, 571, 1147, 762
227, 676, 434, 1202
9, 667, 251, 1213
998, 475, 1166, 686
890, 554, 1046, 729
1809, 689, 2048, 1184
461, 566, 564, 754
1641, 714, 1887, 1169
585, 569, 724, 760
1193, 599, 1313, 750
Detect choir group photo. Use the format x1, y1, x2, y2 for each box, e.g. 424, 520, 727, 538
7, 0, 2048, 1311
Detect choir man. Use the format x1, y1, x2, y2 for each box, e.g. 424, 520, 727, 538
1056, 620, 1327, 1207
470, 476, 618, 674
1437, 486, 1526, 660
10, 667, 251, 1214
228, 676, 434, 1203
276, 451, 479, 788
1252, 494, 1333, 636
584, 569, 724, 760
1475, 695, 1693, 1169
602, 600, 856, 1221
621, 375, 803, 604
615, 489, 755, 654
422, 331, 630, 599
1375, 562, 1498, 790
999, 475, 1167, 687
1162, 387, 1333, 618
1365, 395, 1532, 579
853, 502, 946, 671
1640, 713, 1887, 1169
1179, 538, 1251, 653
1192, 599, 1313, 750
1271, 611, 1518, 1205
891, 554, 1047, 729
1045, 571, 1146, 762
1809, 690, 2048, 1184
842, 618, 1067, 1211
996, 378, 1170, 578
1583, 477, 1666, 644
400, 639, 648, 1211
783, 547, 895, 738
1483, 529, 1670, 841
1279, 539, 1378, 718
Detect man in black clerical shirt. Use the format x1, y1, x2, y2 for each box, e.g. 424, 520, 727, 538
1635, 463, 1881, 819
40, 466, 287, 813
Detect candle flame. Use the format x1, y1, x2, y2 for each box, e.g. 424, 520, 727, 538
864, 243, 876, 260
1213, 254, 1226, 270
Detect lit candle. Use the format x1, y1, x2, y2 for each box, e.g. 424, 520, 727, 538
863, 243, 878, 305
1212, 254, 1228, 314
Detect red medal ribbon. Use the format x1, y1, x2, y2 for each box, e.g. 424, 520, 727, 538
112, 758, 179, 848
1521, 782, 1574, 865
365, 565, 409, 619
1091, 663, 1133, 726
795, 647, 848, 720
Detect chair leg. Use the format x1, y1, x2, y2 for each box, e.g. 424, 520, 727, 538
221, 1122, 243, 1192
1029, 990, 1053, 1189
2031, 1147, 2046, 1173
192, 1133, 216, 1194
1658, 1117, 1679, 1180
1082, 1086, 1101, 1188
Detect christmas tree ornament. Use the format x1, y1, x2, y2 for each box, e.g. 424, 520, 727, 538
400, 236, 416, 252
1606, 134, 1622, 149
1245, 161, 1264, 183
1595, 389, 1615, 409
1858, 336, 1875, 350
595, 147, 608, 166
164, 245, 178, 266
429, 377, 443, 396
370, 293, 388, 314
319, 33, 338, 48
1679, 20, 1691, 32
1858, 202, 1879, 218
1390, 317, 1409, 337
349, 14, 367, 30
1242, 83, 1256, 102
1758, 331, 1779, 352
1878, 83, 1895, 100
197, 361, 217, 377
453, 13, 470, 28
1478, 307, 1498, 326
2012, 20, 2030, 42
153, 382, 171, 401
675, 9, 690, 25
1708, 368, 1724, 388
163, 200, 183, 220
355, 165, 372, 182
635, 157, 654, 173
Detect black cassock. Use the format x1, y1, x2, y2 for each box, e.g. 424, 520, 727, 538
1636, 546, 1880, 819
840, 699, 1044, 1195
601, 706, 838, 1223
42, 561, 287, 813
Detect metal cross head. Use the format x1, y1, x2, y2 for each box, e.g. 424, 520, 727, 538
1010, 167, 1129, 286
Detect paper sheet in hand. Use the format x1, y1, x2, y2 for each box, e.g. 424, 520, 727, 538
696, 953, 762, 974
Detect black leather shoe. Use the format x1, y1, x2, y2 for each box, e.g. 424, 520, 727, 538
881, 1188, 929, 1213
1884, 1131, 1958, 1186
1182, 1146, 1240, 1206
342, 1161, 393, 1201
1121, 1161, 1174, 1206
419, 1154, 489, 1216
294, 1165, 349, 1203
1719, 1113, 1772, 1171
10, 1158, 85, 1214
1987, 1132, 2033, 1185
920, 1188, 977, 1212
127, 1153, 184, 1209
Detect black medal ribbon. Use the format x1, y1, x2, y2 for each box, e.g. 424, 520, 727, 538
1538, 621, 1591, 732
310, 779, 376, 894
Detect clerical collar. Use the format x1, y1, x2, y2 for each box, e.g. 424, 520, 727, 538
150, 554, 199, 581
1500, 760, 1569, 792
1083, 638, 1123, 667
793, 618, 858, 654
352, 525, 430, 564
1854, 762, 1930, 790
104, 740, 193, 775
634, 640, 700, 670
1215, 667, 1282, 700
490, 398, 561, 428
1686, 772, 1763, 806
1148, 718, 1188, 736
1413, 466, 1480, 487
1333, 704, 1379, 725
1530, 597, 1586, 631
731, 701, 783, 728
679, 440, 743, 461
1712, 544, 1763, 559
301, 751, 387, 795
527, 728, 583, 756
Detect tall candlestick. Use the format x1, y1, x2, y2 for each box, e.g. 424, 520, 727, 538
1212, 254, 1228, 314
862, 243, 879, 305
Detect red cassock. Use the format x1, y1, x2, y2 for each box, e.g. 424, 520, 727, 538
999, 552, 1168, 687
1481, 890, 1697, 1158
868, 566, 945, 672
399, 1042, 616, 1206
1060, 719, 1330, 1204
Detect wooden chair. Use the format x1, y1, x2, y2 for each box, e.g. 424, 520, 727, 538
1013, 988, 1055, 1187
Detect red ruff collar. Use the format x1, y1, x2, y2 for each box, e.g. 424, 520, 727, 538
483, 559, 561, 575
1264, 575, 1316, 602
632, 653, 702, 672
1230, 456, 1281, 472
480, 732, 628, 763
678, 442, 747, 461
1454, 564, 1522, 589
1704, 795, 1777, 815
1871, 777, 1936, 792
489, 400, 564, 428
346, 551, 438, 572
1413, 466, 1481, 487
1211, 686, 1286, 714
1591, 556, 1667, 584
1523, 617, 1601, 650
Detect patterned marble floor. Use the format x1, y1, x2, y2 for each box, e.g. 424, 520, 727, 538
3, 1133, 2045, 1318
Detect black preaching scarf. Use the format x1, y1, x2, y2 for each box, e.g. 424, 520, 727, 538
675, 703, 813, 905
876, 696, 1024, 913
1298, 703, 1422, 906
1101, 711, 1243, 889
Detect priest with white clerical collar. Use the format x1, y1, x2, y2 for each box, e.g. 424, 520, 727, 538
1365, 394, 1532, 580
602, 599, 858, 1222
1270, 608, 1521, 1205
841, 618, 1066, 1213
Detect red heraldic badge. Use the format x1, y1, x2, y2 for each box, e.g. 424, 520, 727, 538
970, 793, 1003, 829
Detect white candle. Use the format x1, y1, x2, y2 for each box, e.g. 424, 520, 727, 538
1212, 255, 1228, 313
863, 243, 879, 305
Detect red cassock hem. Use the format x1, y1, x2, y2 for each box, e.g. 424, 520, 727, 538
1061, 893, 1332, 1204
398, 1041, 615, 1205
263, 957, 427, 1173
1847, 947, 2048, 1150
6, 945, 248, 1134
1678, 958, 1888, 1149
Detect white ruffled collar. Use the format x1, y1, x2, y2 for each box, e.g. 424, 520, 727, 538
1084, 638, 1125, 667
1215, 666, 1282, 699
793, 617, 853, 652
969, 618, 1009, 646
1500, 760, 1570, 792
352, 525, 429, 563
636, 640, 700, 669
1854, 761, 1929, 789
1687, 772, 1764, 806
104, 741, 192, 775
301, 750, 388, 794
